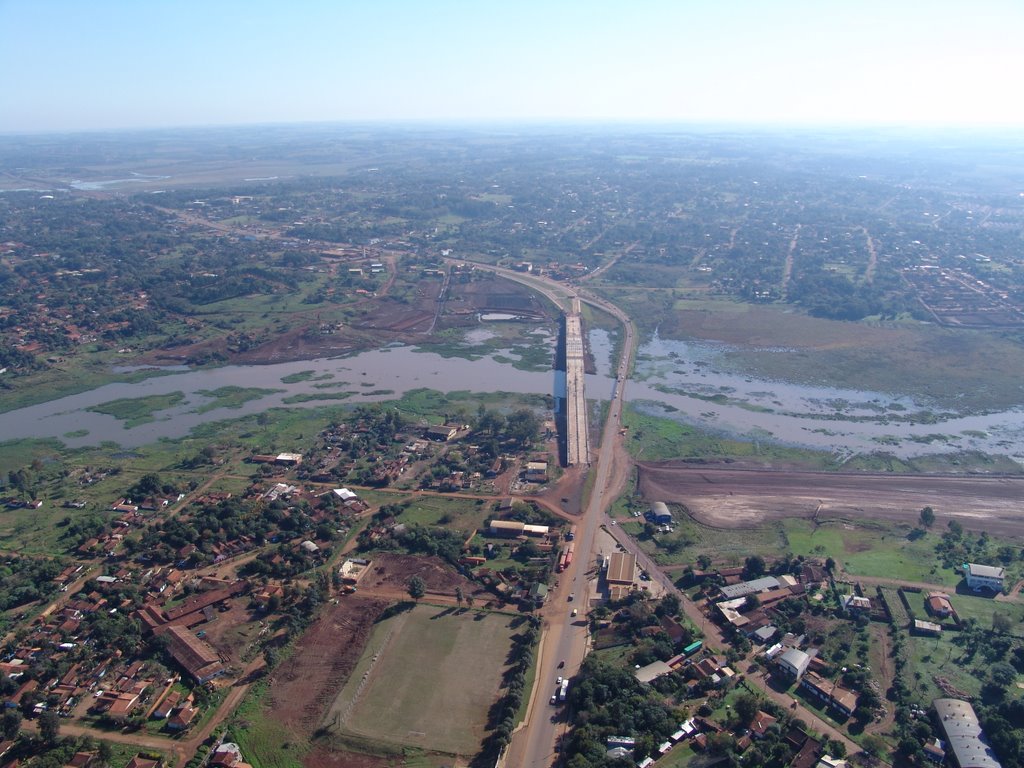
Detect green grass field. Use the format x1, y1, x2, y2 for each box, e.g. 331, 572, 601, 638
233, 681, 307, 768
395, 495, 491, 530
325, 604, 520, 755
950, 591, 1024, 633
621, 403, 843, 468
625, 510, 981, 589
88, 391, 186, 427
904, 630, 983, 703
195, 386, 283, 413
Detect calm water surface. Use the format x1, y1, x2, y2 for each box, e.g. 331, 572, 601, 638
4, 330, 1023, 466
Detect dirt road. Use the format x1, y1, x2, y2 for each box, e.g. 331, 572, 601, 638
638, 463, 1024, 536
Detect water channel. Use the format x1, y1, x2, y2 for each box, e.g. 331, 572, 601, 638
2, 329, 1023, 466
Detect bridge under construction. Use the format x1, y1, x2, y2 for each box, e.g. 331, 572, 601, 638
563, 297, 590, 466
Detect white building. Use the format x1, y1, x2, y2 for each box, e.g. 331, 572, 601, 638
963, 563, 1005, 592
776, 648, 811, 680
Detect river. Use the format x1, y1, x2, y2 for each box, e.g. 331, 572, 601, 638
3, 331, 1023, 465
588, 329, 1024, 465
0, 346, 554, 449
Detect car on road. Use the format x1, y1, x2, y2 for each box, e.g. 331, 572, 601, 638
571, 608, 578, 617
558, 659, 565, 668
568, 592, 574, 601
550, 694, 557, 705
556, 676, 563, 686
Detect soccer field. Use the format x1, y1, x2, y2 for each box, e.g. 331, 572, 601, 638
323, 604, 520, 756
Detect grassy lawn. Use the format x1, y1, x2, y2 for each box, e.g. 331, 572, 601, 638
903, 629, 983, 703
625, 513, 789, 567
626, 507, 984, 592
326, 604, 521, 755
232, 681, 307, 768
783, 522, 955, 585
396, 495, 491, 530
951, 591, 1024, 634
656, 744, 699, 767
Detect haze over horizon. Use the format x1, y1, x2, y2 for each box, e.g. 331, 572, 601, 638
2, 0, 1023, 134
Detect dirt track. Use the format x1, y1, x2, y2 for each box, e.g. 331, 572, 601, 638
638, 462, 1024, 536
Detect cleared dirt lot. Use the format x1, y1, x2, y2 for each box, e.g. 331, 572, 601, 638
200, 599, 263, 666
267, 596, 390, 734
638, 461, 1024, 536
357, 552, 489, 603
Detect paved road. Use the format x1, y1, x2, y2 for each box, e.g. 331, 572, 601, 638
446, 260, 862, 764
504, 280, 637, 768
601, 522, 863, 758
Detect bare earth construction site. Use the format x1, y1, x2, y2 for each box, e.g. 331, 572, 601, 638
638, 461, 1024, 536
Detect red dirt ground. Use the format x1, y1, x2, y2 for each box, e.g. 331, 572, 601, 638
358, 552, 487, 601
637, 461, 1024, 536
267, 596, 390, 734
303, 746, 389, 768
198, 599, 262, 666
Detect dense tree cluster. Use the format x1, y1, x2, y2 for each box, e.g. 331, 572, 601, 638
0, 555, 63, 613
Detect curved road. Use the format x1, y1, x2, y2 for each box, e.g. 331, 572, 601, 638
474, 266, 635, 767
463, 261, 864, 766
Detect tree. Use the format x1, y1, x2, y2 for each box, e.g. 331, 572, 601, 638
455, 586, 464, 606
743, 555, 766, 580
734, 692, 760, 726
0, 708, 21, 739
919, 506, 935, 528
263, 646, 281, 669
993, 611, 1014, 634
514, 539, 541, 562
98, 741, 114, 766
407, 576, 426, 601
825, 739, 847, 758
39, 709, 61, 745
990, 661, 1017, 687
861, 733, 888, 759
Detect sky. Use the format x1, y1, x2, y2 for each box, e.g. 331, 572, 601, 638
1, 0, 1023, 133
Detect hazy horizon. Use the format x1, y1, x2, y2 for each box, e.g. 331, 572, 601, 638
2, 0, 1023, 134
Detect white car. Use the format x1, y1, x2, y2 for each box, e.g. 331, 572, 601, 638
556, 676, 563, 686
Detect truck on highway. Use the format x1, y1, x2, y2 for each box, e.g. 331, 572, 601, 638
558, 541, 576, 572
558, 678, 570, 702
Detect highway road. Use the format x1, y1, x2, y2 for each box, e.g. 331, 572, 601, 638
502, 280, 637, 767
460, 263, 864, 766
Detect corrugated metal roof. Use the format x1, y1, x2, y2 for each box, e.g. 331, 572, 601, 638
934, 698, 1002, 768
719, 576, 780, 600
